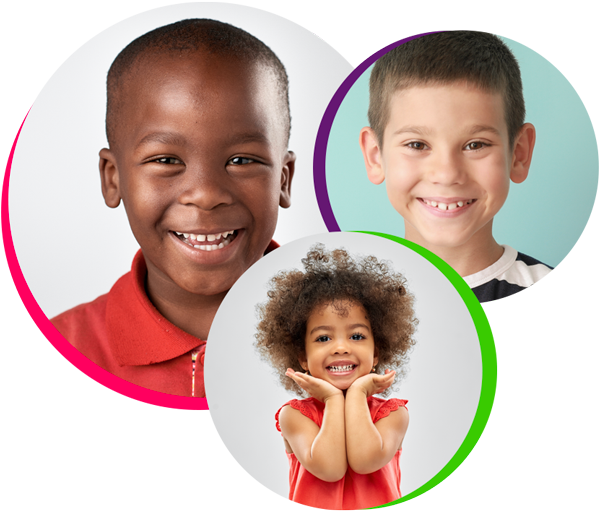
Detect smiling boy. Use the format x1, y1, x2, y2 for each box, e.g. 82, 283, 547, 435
50, 19, 295, 398
360, 31, 551, 302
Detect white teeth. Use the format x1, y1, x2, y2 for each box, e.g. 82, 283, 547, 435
424, 199, 473, 210
327, 364, 355, 372
177, 230, 236, 251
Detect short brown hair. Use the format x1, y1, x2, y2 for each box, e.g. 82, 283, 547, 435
254, 244, 418, 396
368, 31, 525, 147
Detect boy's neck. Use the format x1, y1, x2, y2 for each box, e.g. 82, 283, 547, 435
405, 224, 504, 278
145, 268, 226, 341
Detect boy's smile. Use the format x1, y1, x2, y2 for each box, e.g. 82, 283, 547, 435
361, 82, 534, 272
301, 301, 378, 391
99, 51, 294, 304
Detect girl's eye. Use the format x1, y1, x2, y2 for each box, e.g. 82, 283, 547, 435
465, 141, 488, 151
407, 141, 428, 151
229, 157, 255, 165
155, 157, 183, 165
315, 336, 331, 343
350, 333, 366, 341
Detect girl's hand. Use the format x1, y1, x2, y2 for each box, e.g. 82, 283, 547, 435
285, 369, 344, 403
348, 369, 396, 398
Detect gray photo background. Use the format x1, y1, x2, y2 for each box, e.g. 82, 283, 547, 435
8, 2, 352, 319
206, 232, 484, 501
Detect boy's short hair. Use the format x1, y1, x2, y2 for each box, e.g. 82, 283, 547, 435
106, 18, 290, 147
368, 31, 525, 147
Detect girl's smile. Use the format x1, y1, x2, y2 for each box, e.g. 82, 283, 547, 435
301, 301, 378, 391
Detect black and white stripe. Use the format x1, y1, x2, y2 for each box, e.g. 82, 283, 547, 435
464, 246, 552, 303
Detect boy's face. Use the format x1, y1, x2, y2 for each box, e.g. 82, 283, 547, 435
362, 82, 531, 251
100, 51, 294, 297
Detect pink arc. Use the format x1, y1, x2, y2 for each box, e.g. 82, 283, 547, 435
1, 112, 208, 410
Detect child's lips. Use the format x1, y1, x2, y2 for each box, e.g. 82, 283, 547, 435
326, 361, 358, 376
171, 229, 239, 251
169, 228, 246, 265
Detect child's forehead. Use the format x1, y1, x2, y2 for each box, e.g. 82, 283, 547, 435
110, 50, 288, 150
386, 81, 507, 130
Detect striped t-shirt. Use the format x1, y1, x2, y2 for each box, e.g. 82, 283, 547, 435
464, 245, 552, 303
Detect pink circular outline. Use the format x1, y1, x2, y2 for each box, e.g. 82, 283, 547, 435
5, 105, 208, 411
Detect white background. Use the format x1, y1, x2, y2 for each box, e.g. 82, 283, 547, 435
1, 1, 598, 516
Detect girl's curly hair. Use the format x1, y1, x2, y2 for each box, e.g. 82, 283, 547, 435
255, 244, 418, 396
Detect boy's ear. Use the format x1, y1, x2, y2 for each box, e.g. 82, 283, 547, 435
359, 127, 386, 185
373, 349, 379, 368
279, 151, 296, 209
510, 123, 536, 184
99, 148, 122, 208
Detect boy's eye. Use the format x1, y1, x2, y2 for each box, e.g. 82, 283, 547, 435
350, 333, 366, 341
406, 141, 428, 151
228, 157, 255, 165
154, 157, 183, 165
464, 141, 488, 151
315, 336, 331, 343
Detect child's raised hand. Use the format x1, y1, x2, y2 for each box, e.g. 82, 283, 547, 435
348, 369, 396, 398
577, 239, 598, 304
285, 369, 343, 403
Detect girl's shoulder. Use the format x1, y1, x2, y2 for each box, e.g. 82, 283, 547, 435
367, 397, 408, 423
275, 397, 324, 431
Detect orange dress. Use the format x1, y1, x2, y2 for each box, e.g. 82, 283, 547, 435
275, 397, 407, 510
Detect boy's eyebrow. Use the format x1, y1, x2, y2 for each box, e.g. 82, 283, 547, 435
392, 125, 431, 136
135, 131, 188, 149
135, 131, 271, 149
467, 124, 502, 136
392, 124, 502, 137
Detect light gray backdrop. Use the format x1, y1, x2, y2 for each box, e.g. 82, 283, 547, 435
8, 3, 352, 318
206, 232, 484, 501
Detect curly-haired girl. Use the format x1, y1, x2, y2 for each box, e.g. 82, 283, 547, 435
255, 244, 418, 510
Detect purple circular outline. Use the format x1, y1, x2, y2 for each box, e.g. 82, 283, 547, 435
313, 32, 441, 231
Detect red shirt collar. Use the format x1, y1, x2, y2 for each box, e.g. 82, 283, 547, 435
106, 241, 279, 366
106, 250, 205, 366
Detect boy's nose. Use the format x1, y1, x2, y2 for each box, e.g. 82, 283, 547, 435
178, 165, 235, 210
426, 150, 466, 185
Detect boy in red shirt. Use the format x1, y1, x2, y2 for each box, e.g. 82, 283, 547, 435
51, 19, 295, 400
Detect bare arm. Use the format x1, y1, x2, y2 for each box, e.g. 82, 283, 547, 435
345, 370, 409, 475
280, 370, 348, 482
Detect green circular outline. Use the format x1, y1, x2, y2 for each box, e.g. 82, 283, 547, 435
353, 230, 498, 509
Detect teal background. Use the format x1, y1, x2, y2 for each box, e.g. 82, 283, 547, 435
325, 37, 599, 268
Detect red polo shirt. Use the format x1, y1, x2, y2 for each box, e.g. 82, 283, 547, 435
51, 242, 277, 398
